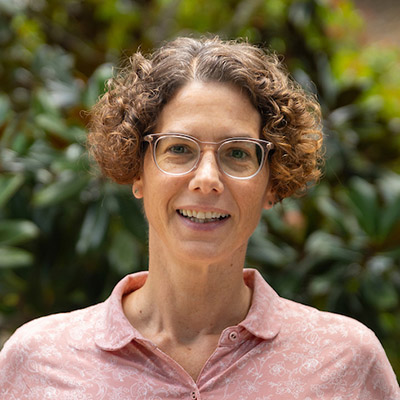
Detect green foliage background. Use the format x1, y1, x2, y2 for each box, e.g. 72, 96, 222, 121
0, 0, 399, 379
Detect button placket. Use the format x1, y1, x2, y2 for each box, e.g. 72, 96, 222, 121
190, 390, 197, 399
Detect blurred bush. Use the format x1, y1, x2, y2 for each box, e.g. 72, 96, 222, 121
0, 0, 399, 377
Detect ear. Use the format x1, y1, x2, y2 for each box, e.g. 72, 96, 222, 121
132, 177, 143, 199
262, 188, 276, 210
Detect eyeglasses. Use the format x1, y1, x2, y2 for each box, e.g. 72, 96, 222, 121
144, 133, 274, 179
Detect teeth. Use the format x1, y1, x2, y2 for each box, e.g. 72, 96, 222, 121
178, 209, 229, 222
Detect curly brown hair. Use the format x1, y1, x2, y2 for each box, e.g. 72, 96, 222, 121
88, 36, 323, 200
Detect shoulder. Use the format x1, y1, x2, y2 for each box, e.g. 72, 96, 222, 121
3, 303, 102, 351
0, 304, 105, 397
0, 304, 103, 380
274, 297, 399, 398
276, 296, 384, 356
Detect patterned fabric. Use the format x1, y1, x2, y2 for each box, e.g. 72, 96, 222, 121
1, 269, 399, 399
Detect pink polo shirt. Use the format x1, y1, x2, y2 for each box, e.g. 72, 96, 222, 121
1, 269, 399, 399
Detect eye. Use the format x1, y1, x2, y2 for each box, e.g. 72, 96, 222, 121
229, 149, 248, 159
168, 144, 189, 154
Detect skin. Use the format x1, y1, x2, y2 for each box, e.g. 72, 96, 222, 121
123, 81, 274, 382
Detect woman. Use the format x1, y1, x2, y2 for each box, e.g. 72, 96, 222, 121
1, 37, 398, 399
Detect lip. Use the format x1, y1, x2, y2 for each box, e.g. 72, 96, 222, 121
177, 212, 230, 231
176, 206, 231, 231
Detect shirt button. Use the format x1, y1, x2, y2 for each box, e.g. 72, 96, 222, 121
229, 331, 238, 341
191, 391, 197, 399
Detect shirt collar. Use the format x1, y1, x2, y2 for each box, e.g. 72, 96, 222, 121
95, 271, 149, 351
95, 268, 281, 351
239, 269, 281, 340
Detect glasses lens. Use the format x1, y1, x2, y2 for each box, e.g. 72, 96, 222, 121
154, 136, 199, 174
218, 140, 264, 178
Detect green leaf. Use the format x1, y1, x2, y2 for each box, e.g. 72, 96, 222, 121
361, 273, 399, 311
247, 226, 296, 267
0, 93, 11, 125
35, 114, 81, 143
316, 195, 349, 233
0, 174, 24, 208
76, 202, 109, 254
305, 231, 360, 263
0, 220, 39, 246
309, 266, 349, 297
0, 246, 34, 268
31, 88, 61, 117
346, 177, 379, 238
378, 172, 400, 203
378, 196, 400, 239
33, 174, 89, 207
108, 228, 140, 274
115, 193, 148, 242
83, 63, 113, 108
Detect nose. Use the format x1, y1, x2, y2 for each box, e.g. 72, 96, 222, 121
188, 150, 224, 194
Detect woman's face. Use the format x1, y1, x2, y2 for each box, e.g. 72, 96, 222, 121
133, 81, 273, 264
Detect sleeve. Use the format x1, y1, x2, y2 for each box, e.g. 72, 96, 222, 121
301, 307, 400, 399
361, 335, 400, 400
360, 333, 400, 400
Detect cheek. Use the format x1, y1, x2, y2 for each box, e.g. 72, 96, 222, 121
141, 173, 181, 212
241, 176, 269, 204
235, 186, 261, 213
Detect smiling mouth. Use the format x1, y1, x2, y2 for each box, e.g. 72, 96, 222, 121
178, 209, 230, 223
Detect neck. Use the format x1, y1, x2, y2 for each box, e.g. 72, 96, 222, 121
123, 237, 252, 343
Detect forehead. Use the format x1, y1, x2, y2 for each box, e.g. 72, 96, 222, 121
155, 81, 261, 140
